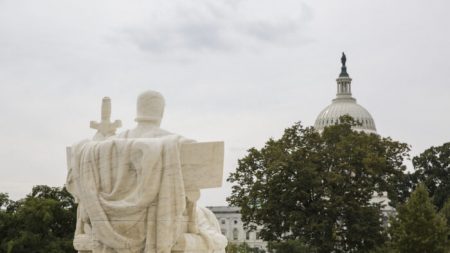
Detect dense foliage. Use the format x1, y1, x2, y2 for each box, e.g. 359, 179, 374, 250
440, 199, 450, 247
0, 186, 77, 253
226, 242, 264, 253
227, 117, 410, 253
389, 184, 448, 253
412, 142, 450, 210
268, 240, 317, 253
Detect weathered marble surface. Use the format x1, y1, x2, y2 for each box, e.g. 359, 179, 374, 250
66, 90, 227, 253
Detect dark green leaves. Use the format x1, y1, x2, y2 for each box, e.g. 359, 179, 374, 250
390, 184, 448, 253
0, 186, 77, 253
412, 142, 450, 210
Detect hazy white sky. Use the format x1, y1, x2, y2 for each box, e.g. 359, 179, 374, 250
0, 0, 449, 206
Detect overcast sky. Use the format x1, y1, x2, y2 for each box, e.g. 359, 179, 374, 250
0, 0, 449, 206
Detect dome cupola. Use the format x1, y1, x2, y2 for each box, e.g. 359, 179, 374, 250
314, 53, 377, 134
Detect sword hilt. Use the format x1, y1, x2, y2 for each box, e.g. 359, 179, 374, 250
90, 96, 121, 140
101, 97, 112, 121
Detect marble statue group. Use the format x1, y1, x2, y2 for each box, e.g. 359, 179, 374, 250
65, 91, 227, 253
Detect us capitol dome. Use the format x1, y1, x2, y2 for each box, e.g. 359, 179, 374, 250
314, 53, 377, 134
313, 54, 393, 217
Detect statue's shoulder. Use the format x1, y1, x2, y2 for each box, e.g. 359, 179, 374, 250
117, 129, 130, 138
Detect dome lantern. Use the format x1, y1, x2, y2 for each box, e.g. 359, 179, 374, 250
336, 52, 353, 100
314, 53, 377, 134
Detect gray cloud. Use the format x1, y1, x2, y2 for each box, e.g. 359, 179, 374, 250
121, 0, 313, 54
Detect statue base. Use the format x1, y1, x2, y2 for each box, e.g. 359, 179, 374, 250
74, 233, 209, 253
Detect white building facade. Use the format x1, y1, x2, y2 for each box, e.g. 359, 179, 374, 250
207, 206, 268, 251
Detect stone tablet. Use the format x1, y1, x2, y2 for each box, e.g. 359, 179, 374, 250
181, 141, 224, 190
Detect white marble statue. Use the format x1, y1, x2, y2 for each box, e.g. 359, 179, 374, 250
66, 91, 227, 253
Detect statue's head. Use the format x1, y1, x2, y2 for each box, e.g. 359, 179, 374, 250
135, 90, 165, 126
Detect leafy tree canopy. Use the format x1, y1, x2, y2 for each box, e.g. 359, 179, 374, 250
0, 185, 77, 253
268, 240, 316, 253
390, 183, 448, 253
226, 242, 264, 253
440, 199, 450, 245
227, 116, 410, 253
412, 142, 450, 210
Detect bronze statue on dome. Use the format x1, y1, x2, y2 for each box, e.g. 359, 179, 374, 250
341, 52, 346, 67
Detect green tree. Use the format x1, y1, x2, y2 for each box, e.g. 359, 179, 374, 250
0, 186, 77, 253
227, 117, 410, 253
226, 242, 262, 253
0, 193, 9, 208
0, 193, 15, 249
368, 244, 396, 253
440, 198, 450, 244
268, 240, 316, 253
390, 183, 448, 253
412, 142, 450, 210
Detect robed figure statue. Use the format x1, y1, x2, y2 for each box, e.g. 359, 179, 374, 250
66, 91, 227, 253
